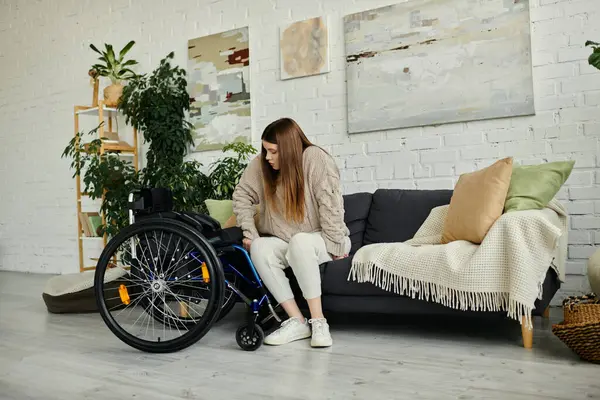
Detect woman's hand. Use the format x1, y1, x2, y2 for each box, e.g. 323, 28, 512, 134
332, 254, 349, 260
243, 238, 252, 252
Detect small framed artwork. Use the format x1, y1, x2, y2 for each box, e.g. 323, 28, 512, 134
279, 16, 330, 80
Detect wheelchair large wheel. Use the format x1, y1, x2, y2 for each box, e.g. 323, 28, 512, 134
94, 219, 225, 353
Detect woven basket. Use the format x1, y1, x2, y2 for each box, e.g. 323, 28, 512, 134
552, 293, 600, 364
562, 293, 600, 324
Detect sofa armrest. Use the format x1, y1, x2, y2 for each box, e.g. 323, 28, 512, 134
343, 192, 373, 254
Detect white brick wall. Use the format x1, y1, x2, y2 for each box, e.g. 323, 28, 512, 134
0, 0, 598, 304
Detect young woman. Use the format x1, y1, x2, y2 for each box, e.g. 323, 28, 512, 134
232, 117, 350, 348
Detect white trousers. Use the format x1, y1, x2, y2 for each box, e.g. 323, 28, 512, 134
250, 232, 333, 303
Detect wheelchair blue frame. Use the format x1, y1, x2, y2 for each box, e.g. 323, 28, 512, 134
155, 244, 272, 315
223, 245, 270, 313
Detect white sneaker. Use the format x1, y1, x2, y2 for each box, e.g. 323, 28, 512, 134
309, 318, 333, 348
264, 317, 311, 346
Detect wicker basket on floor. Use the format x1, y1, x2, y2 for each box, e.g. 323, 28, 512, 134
552, 293, 600, 364
563, 293, 600, 324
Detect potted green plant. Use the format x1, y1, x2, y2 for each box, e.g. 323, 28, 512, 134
203, 142, 257, 225
118, 52, 208, 214
90, 40, 138, 107
62, 124, 141, 236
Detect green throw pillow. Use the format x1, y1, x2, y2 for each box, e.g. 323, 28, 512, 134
504, 160, 575, 213
204, 199, 234, 226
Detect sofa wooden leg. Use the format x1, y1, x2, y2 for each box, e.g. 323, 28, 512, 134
521, 315, 533, 349
542, 307, 550, 318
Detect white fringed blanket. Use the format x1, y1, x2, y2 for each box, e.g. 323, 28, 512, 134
348, 199, 568, 328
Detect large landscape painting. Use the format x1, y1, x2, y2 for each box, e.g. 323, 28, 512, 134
344, 0, 535, 134
188, 27, 251, 152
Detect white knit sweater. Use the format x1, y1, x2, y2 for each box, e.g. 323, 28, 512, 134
232, 146, 350, 256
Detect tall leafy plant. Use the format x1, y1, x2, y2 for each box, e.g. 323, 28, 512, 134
120, 52, 193, 170
118, 52, 207, 212
586, 41, 600, 70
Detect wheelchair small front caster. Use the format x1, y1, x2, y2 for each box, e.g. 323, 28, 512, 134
236, 323, 264, 351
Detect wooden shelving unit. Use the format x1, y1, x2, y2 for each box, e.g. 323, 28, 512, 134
74, 100, 139, 272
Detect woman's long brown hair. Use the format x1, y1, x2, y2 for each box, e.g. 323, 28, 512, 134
261, 118, 314, 223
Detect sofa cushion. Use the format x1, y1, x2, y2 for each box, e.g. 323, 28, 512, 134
441, 157, 513, 244
504, 160, 574, 213
343, 192, 372, 254
363, 189, 453, 245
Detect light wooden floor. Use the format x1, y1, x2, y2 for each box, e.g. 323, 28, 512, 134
0, 271, 599, 400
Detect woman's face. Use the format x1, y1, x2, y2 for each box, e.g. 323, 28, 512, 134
263, 140, 280, 170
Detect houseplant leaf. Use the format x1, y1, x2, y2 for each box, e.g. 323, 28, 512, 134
89, 43, 103, 55
121, 60, 138, 67
586, 40, 600, 70
105, 44, 116, 66
589, 51, 600, 70
119, 40, 136, 60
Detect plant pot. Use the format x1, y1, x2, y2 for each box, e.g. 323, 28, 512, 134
588, 248, 600, 295
104, 83, 123, 107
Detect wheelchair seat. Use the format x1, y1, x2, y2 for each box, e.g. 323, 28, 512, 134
178, 210, 221, 233
176, 211, 242, 247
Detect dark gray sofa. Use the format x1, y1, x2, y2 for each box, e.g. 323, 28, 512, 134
290, 188, 561, 347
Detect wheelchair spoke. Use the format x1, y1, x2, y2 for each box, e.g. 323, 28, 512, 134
153, 230, 164, 271
157, 298, 185, 337
159, 232, 175, 273
111, 285, 151, 314
161, 236, 181, 278
144, 232, 157, 274
139, 235, 158, 278
166, 282, 210, 291
161, 241, 192, 279
168, 262, 205, 285
164, 287, 205, 316
129, 297, 153, 332
147, 285, 157, 339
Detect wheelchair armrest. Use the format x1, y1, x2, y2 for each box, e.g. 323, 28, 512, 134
208, 227, 244, 248
220, 227, 244, 243
179, 211, 222, 232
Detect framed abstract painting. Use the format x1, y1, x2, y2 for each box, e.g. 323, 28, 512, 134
344, 0, 534, 134
187, 27, 251, 152
279, 16, 330, 80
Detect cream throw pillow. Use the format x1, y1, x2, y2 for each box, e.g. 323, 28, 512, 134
441, 157, 513, 244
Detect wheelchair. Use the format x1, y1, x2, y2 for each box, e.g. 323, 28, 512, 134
93, 188, 286, 353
